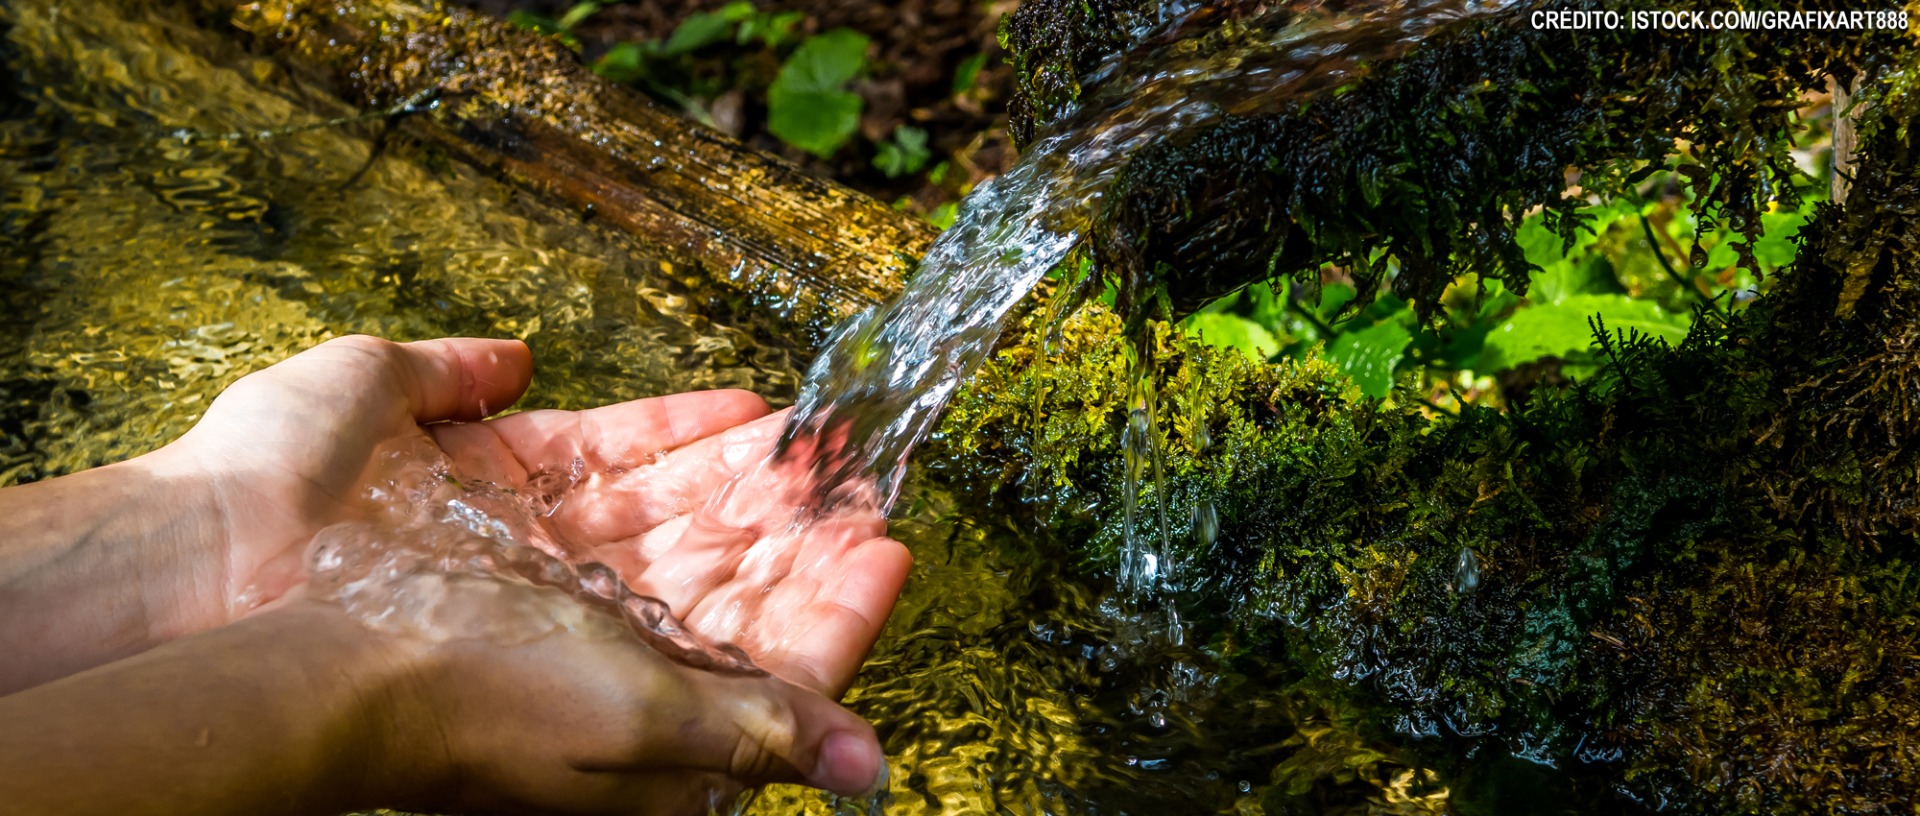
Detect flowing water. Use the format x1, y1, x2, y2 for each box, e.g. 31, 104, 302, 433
757, 0, 1516, 600
0, 0, 1489, 812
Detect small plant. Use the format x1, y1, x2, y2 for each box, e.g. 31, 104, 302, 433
1179, 165, 1824, 403
765, 28, 872, 157
872, 125, 930, 178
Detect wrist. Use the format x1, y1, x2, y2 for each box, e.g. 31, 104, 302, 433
246, 600, 457, 812
116, 445, 239, 639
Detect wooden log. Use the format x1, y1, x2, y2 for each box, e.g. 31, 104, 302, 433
197, 0, 935, 333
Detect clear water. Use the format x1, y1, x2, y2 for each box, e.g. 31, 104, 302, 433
1, 0, 1459, 813
763, 0, 1516, 598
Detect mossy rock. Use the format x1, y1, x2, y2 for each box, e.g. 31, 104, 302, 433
1002, 0, 1907, 322
929, 28, 1920, 806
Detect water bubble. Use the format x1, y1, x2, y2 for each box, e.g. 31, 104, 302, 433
1191, 501, 1219, 548
1452, 546, 1482, 595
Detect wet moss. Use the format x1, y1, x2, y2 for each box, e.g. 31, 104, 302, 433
1003, 0, 1905, 322
930, 73, 1920, 812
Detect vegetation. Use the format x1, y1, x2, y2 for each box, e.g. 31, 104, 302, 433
1005, 0, 1894, 403
928, 0, 1920, 811
498, 0, 1006, 228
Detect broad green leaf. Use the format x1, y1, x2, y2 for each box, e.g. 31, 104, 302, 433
768, 29, 870, 157
662, 2, 754, 55
1519, 204, 1631, 304
1752, 207, 1810, 269
1324, 319, 1412, 398
1316, 282, 1357, 318
773, 29, 869, 93
1481, 294, 1691, 371
1185, 313, 1282, 362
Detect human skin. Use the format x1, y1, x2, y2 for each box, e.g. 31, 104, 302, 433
0, 335, 912, 812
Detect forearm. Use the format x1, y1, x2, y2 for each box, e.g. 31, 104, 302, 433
0, 601, 431, 816
0, 451, 225, 693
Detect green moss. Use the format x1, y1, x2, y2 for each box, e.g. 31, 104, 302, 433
1003, 0, 1906, 323
929, 72, 1920, 809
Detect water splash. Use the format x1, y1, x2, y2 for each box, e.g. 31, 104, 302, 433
754, 0, 1513, 585
305, 435, 765, 675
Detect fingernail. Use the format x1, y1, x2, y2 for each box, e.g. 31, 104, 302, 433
814, 730, 886, 798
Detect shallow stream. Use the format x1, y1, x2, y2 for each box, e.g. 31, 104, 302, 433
2, 1, 1451, 813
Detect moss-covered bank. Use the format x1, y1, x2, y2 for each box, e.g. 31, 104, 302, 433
1004, 0, 1906, 321
932, 1, 1920, 811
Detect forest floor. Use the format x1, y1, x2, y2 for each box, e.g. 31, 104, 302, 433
456, 0, 1017, 225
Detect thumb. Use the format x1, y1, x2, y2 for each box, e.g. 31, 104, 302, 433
667, 669, 888, 798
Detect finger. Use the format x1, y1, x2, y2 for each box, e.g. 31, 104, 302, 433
485, 390, 771, 473
427, 421, 530, 486
386, 337, 534, 422
759, 536, 912, 696
652, 668, 887, 797
556, 413, 786, 543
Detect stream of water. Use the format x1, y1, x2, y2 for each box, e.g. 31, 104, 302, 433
753, 0, 1515, 598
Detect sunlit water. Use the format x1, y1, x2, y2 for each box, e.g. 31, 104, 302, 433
2, 0, 1460, 812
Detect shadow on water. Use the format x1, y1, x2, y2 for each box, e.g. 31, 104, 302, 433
0, 0, 1619, 813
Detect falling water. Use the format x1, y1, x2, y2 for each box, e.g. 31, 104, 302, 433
740, 0, 1516, 595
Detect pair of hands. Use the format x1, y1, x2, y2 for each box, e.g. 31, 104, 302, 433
143, 335, 911, 811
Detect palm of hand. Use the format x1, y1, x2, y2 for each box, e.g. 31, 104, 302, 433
172, 335, 909, 697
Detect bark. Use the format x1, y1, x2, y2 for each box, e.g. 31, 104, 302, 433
184, 0, 934, 334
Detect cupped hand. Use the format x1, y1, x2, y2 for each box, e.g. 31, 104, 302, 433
148, 334, 911, 805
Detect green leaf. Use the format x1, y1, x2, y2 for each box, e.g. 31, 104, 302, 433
592, 42, 650, 83
1519, 204, 1631, 303
556, 1, 606, 31
1752, 207, 1811, 269
740, 10, 805, 47
952, 53, 988, 95
663, 2, 754, 55
767, 29, 871, 157
1480, 294, 1691, 371
1324, 319, 1412, 398
1316, 282, 1357, 318
507, 10, 581, 48
873, 125, 931, 177
1185, 313, 1282, 362
774, 29, 869, 92
924, 202, 959, 229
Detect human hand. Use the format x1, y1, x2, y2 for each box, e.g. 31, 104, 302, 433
0, 594, 886, 816
160, 332, 910, 689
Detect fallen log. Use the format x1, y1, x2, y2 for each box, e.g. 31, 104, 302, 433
195, 0, 935, 334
